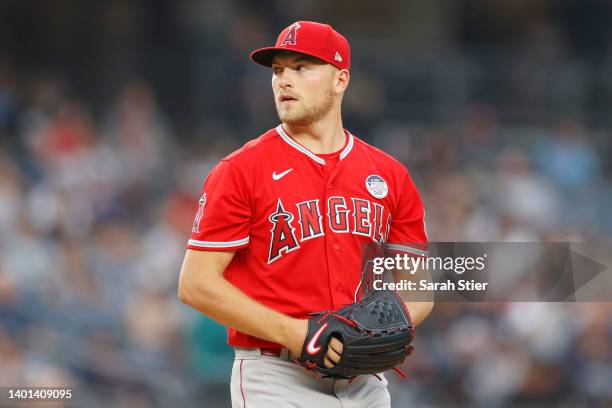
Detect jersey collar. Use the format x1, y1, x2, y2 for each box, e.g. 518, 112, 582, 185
276, 125, 354, 165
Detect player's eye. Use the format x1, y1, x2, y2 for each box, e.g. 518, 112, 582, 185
272, 66, 283, 75
297, 64, 308, 71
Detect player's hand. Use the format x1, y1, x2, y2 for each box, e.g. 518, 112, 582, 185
324, 337, 343, 368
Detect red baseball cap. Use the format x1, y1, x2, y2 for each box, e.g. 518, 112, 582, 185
250, 21, 350, 70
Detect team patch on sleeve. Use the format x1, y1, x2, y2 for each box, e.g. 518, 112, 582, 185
192, 193, 207, 234
187, 159, 253, 251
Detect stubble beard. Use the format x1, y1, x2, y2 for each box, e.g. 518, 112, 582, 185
276, 87, 335, 126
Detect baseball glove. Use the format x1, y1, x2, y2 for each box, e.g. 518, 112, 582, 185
297, 289, 414, 379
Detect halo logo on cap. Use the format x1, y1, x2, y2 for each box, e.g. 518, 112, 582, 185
280, 22, 300, 46
365, 175, 388, 199
250, 21, 351, 71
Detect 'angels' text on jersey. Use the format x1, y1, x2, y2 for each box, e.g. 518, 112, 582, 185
268, 197, 390, 263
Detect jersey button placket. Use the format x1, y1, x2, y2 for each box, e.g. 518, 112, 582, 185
324, 189, 338, 306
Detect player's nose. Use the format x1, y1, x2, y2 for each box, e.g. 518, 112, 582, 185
276, 69, 295, 89
278, 76, 293, 89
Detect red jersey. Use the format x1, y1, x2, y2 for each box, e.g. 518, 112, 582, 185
187, 125, 428, 348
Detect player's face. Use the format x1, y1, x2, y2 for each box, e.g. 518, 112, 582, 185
271, 52, 337, 126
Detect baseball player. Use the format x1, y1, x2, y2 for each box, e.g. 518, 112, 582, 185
179, 21, 432, 407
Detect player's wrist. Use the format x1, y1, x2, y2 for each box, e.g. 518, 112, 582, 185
277, 317, 307, 356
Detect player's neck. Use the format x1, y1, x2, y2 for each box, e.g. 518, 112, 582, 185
282, 115, 346, 155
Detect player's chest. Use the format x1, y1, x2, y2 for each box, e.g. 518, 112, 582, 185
252, 163, 394, 262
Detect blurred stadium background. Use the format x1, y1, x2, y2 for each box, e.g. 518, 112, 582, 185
0, 1, 611, 407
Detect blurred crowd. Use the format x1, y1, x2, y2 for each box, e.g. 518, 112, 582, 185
1, 0, 612, 407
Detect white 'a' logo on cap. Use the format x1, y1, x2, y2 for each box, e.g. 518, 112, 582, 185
280, 22, 301, 46
335, 52, 342, 62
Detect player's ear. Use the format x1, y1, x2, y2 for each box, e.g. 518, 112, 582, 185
334, 68, 350, 94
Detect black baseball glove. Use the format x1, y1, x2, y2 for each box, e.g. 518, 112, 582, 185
297, 289, 414, 379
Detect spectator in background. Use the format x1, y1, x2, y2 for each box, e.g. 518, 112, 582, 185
534, 118, 601, 194
103, 81, 175, 195
495, 147, 560, 237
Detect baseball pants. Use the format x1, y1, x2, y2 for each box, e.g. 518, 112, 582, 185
231, 347, 391, 408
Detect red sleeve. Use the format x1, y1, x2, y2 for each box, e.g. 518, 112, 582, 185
386, 170, 428, 257
187, 160, 252, 251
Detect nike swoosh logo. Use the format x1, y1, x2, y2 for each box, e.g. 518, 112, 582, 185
272, 168, 293, 180
306, 323, 329, 355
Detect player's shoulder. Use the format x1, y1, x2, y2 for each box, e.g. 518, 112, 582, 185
351, 133, 409, 175
221, 128, 279, 164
